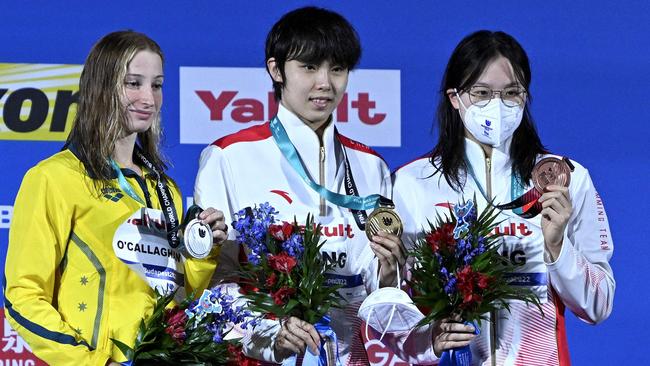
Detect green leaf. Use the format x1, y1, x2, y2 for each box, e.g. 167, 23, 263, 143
111, 338, 134, 360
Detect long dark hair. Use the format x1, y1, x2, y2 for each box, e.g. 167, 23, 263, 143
431, 30, 545, 191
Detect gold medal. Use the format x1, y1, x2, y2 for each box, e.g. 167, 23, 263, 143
366, 201, 403, 241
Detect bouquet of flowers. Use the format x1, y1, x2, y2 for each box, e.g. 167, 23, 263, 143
232, 203, 343, 363
113, 286, 256, 365
408, 198, 542, 365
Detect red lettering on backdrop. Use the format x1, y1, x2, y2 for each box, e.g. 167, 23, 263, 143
336, 93, 349, 122
232, 98, 264, 123
196, 90, 237, 120
352, 92, 386, 125
197, 90, 386, 124
0, 309, 47, 365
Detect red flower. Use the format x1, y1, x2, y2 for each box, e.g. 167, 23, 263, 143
271, 286, 296, 305
425, 223, 456, 252
269, 222, 294, 241
265, 272, 278, 287
461, 293, 483, 307
477, 273, 492, 290
456, 266, 492, 308
268, 252, 297, 274
163, 306, 188, 345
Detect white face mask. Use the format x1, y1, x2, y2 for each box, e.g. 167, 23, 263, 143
456, 90, 524, 147
357, 263, 425, 341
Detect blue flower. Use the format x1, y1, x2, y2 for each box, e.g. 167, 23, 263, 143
444, 276, 457, 295
282, 233, 304, 259
185, 286, 257, 346
232, 203, 282, 267
440, 267, 449, 277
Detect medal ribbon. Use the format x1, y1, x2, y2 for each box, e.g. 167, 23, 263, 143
110, 159, 146, 206
270, 116, 382, 214
110, 147, 181, 248
282, 316, 342, 366
465, 159, 542, 218
439, 322, 479, 366
334, 127, 393, 231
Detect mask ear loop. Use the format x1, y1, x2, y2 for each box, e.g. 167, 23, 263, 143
365, 261, 401, 342
454, 88, 470, 112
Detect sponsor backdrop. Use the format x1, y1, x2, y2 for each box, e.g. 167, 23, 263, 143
1, 1, 648, 364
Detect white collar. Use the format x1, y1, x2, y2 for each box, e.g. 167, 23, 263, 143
464, 136, 513, 199
275, 104, 341, 189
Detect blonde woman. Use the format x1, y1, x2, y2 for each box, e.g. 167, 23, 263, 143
4, 31, 227, 365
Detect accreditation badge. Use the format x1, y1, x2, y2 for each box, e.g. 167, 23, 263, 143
113, 207, 185, 295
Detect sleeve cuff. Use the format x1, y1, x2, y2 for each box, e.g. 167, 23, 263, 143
545, 233, 575, 271
242, 318, 282, 363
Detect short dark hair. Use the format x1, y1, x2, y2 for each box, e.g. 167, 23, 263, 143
265, 6, 362, 100
431, 30, 545, 191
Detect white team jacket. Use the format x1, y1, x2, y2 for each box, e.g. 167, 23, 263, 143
392, 138, 615, 366
194, 105, 391, 365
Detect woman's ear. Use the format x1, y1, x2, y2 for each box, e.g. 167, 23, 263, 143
447, 88, 460, 110
267, 58, 283, 83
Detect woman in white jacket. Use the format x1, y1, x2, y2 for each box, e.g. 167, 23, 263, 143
194, 7, 405, 365
392, 30, 615, 366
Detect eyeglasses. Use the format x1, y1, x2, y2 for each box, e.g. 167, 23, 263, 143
464, 85, 527, 107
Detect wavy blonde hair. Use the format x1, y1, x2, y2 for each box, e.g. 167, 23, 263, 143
66, 30, 170, 189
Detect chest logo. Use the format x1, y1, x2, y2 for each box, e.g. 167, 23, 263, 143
102, 187, 124, 202
270, 189, 293, 204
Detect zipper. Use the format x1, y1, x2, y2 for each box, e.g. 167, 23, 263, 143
484, 154, 497, 366
485, 156, 492, 198
319, 145, 326, 216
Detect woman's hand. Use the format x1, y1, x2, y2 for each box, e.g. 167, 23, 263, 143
273, 316, 320, 360
198, 207, 229, 244
538, 185, 573, 262
370, 231, 407, 287
432, 317, 476, 357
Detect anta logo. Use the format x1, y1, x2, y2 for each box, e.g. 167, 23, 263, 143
102, 187, 124, 202
197, 90, 386, 125
322, 251, 347, 268
270, 189, 293, 204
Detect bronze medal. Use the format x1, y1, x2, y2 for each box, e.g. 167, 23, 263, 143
366, 204, 403, 241
532, 157, 572, 193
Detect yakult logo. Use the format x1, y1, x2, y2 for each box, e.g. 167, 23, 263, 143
180, 67, 401, 146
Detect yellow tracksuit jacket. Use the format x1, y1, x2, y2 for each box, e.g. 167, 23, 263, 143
4, 149, 217, 365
